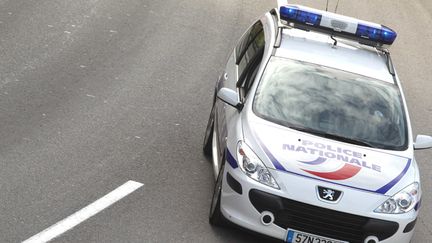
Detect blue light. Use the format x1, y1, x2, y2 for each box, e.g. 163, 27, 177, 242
356, 24, 397, 45
280, 6, 322, 26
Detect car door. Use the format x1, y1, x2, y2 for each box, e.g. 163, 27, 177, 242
214, 20, 265, 162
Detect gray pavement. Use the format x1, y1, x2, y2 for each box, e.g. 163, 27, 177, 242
0, 0, 431, 242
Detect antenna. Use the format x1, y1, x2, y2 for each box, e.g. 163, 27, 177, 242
326, 0, 329, 11
334, 0, 340, 13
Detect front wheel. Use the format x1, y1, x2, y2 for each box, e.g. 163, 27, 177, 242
203, 105, 215, 157
209, 163, 227, 226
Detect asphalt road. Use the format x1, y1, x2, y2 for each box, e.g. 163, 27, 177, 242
0, 0, 431, 242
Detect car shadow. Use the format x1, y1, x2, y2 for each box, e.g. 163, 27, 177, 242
210, 224, 283, 243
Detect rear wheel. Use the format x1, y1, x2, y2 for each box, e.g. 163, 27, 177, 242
209, 163, 226, 226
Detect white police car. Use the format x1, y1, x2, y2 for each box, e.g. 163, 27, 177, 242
203, 2, 432, 243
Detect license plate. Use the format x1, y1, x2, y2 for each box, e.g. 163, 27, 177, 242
286, 229, 348, 243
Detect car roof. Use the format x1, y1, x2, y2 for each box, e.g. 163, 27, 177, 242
274, 27, 395, 83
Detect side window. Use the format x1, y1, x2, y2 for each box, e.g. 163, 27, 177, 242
235, 21, 265, 100
236, 21, 265, 79
241, 58, 261, 99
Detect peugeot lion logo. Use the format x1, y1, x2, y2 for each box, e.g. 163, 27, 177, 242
317, 186, 342, 203
323, 189, 335, 200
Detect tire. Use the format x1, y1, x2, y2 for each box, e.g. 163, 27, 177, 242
203, 105, 215, 157
209, 163, 227, 226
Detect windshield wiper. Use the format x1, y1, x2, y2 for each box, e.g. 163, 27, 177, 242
289, 126, 376, 148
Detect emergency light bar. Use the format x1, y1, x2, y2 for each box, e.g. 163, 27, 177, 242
279, 5, 397, 47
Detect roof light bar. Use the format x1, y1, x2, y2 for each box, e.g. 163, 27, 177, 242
279, 5, 397, 47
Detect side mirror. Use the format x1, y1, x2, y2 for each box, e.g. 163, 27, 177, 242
217, 88, 243, 110
414, 135, 432, 150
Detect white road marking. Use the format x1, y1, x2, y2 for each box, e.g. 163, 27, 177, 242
22, 180, 144, 243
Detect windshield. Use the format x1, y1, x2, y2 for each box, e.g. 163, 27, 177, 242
253, 57, 408, 150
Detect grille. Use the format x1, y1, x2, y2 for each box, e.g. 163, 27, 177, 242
249, 189, 398, 243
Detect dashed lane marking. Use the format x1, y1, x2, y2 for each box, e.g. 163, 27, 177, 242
22, 180, 144, 243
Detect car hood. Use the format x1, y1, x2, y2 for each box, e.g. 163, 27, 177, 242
243, 118, 415, 195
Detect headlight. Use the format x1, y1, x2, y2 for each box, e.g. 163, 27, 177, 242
236, 141, 279, 189
375, 183, 420, 214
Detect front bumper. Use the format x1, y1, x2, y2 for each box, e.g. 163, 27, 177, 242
219, 164, 418, 243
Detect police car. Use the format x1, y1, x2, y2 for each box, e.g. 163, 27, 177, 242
202, 2, 432, 243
